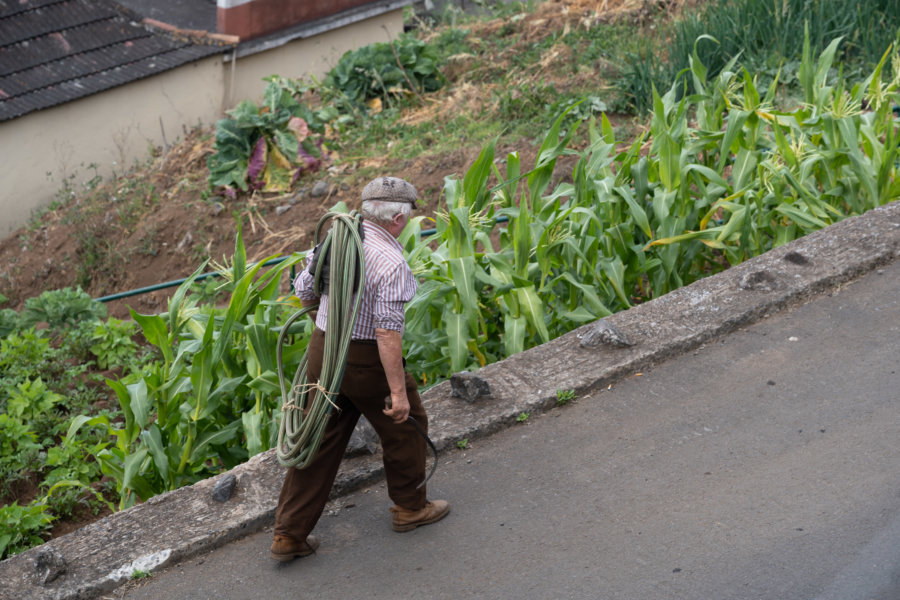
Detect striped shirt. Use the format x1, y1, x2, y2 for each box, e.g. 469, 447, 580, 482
294, 219, 417, 339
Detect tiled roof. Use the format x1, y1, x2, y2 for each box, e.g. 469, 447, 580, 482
0, 0, 231, 122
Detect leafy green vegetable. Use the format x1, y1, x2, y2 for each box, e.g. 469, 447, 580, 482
324, 33, 444, 108
90, 317, 139, 370
20, 287, 106, 330
0, 501, 54, 560
207, 77, 331, 193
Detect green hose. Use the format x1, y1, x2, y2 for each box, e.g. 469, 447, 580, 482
275, 210, 366, 468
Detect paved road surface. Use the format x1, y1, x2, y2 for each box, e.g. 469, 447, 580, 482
118, 261, 900, 600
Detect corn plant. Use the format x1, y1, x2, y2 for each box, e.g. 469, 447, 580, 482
68, 233, 307, 507
403, 33, 899, 384
61, 33, 900, 513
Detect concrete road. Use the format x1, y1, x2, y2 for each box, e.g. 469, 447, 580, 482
117, 261, 900, 600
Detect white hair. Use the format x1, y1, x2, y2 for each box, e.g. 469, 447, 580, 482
361, 200, 411, 225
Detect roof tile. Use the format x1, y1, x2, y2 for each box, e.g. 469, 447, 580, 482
0, 44, 222, 121
0, 0, 229, 122
0, 19, 149, 77
0, 0, 118, 45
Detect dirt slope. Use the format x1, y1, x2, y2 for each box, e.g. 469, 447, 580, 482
0, 0, 682, 319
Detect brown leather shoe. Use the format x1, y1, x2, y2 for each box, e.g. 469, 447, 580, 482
390, 499, 450, 532
269, 534, 319, 562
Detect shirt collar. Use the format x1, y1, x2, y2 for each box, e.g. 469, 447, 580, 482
362, 219, 404, 252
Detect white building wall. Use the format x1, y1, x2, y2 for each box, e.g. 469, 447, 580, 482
0, 10, 404, 235
226, 11, 404, 105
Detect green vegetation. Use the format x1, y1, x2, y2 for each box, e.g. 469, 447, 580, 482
20, 286, 107, 330
207, 35, 445, 195
402, 34, 899, 379
556, 389, 576, 405
65, 239, 306, 508
0, 501, 55, 559
208, 76, 332, 193
4, 0, 900, 559
0, 288, 122, 559
323, 33, 444, 109
89, 318, 140, 370
619, 0, 900, 113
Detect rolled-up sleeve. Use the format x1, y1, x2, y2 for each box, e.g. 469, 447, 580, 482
372, 262, 417, 332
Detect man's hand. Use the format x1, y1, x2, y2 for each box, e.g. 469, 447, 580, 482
383, 392, 410, 424
375, 327, 409, 424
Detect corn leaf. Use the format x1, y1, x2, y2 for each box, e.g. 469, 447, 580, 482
448, 256, 479, 317
463, 139, 495, 212
503, 314, 527, 356
443, 308, 469, 373
514, 284, 550, 343
141, 424, 170, 484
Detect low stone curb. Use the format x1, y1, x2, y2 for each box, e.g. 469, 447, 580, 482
2, 201, 898, 600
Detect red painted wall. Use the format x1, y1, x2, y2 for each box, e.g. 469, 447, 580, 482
218, 0, 376, 40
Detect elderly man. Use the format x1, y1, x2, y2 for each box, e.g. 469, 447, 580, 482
271, 176, 450, 562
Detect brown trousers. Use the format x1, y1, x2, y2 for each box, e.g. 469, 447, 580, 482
274, 328, 428, 540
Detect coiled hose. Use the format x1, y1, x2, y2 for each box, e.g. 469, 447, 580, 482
275, 210, 365, 468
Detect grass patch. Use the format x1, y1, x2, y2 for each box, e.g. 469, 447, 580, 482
618, 0, 900, 112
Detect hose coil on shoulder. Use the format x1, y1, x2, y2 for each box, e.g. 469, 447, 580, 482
275, 210, 365, 469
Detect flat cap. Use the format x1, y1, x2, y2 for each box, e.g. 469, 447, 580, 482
361, 176, 418, 206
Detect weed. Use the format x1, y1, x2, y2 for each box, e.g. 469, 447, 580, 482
130, 569, 151, 580
325, 34, 444, 108
0, 329, 55, 383
137, 224, 160, 257
189, 277, 225, 305
456, 438, 469, 450
7, 378, 65, 439
556, 389, 576, 406
516, 412, 529, 423
74, 230, 116, 288
189, 229, 211, 265
116, 180, 158, 233
42, 446, 106, 519
487, 0, 536, 20
433, 27, 473, 58
495, 81, 560, 132
0, 414, 41, 490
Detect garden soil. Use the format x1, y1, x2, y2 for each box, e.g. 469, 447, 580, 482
0, 134, 591, 320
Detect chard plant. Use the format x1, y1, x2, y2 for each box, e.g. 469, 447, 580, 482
207, 76, 333, 193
